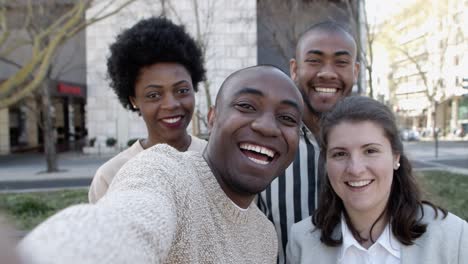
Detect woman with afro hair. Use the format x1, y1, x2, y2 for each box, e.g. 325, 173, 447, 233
89, 17, 207, 203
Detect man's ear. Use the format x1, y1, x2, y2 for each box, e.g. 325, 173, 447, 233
353, 62, 360, 84
207, 106, 216, 131
290, 58, 298, 81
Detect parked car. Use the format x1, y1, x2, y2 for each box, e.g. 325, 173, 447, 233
400, 128, 420, 141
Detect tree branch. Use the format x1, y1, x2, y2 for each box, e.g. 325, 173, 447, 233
0, 57, 22, 69
70, 0, 136, 37
0, 0, 9, 49
165, 0, 183, 24
0, 0, 138, 109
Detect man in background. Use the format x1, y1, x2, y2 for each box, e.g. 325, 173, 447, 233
258, 21, 360, 263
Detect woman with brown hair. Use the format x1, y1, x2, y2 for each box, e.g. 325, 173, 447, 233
287, 96, 468, 263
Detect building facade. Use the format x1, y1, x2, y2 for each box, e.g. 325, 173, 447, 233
378, 0, 468, 137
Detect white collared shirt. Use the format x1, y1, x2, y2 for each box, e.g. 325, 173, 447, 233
339, 218, 401, 264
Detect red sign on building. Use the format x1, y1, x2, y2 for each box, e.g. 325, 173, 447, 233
57, 83, 82, 96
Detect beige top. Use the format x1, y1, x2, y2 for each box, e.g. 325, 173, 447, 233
19, 145, 278, 264
88, 135, 207, 203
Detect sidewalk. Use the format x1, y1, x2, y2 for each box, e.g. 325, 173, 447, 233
412, 159, 468, 176
0, 151, 114, 192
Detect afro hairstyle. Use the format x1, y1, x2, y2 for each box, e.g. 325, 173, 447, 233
106, 16, 206, 111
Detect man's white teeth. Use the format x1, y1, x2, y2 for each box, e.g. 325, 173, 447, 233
247, 157, 269, 165
162, 116, 181, 124
347, 180, 372, 187
239, 143, 275, 158
315, 87, 338, 93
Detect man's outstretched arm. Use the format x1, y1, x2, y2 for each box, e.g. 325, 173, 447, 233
18, 147, 179, 264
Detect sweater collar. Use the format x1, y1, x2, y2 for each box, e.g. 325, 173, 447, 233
191, 153, 253, 225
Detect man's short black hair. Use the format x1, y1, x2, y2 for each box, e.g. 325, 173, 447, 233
107, 17, 206, 111
296, 20, 358, 60
215, 64, 288, 106
300, 20, 355, 41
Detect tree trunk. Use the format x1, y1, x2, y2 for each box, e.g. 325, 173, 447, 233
367, 66, 374, 99
432, 101, 439, 159
203, 80, 212, 111
40, 79, 59, 172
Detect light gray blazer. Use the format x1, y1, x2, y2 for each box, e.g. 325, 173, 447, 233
286, 205, 468, 264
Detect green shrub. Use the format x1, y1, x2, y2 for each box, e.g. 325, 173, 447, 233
127, 138, 139, 147
106, 137, 117, 147
89, 137, 96, 147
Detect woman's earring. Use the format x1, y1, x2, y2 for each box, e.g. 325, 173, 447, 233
394, 162, 400, 170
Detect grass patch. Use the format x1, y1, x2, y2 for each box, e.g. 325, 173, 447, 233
0, 189, 88, 230
416, 170, 468, 221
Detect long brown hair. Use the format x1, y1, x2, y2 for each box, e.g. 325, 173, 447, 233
313, 96, 447, 246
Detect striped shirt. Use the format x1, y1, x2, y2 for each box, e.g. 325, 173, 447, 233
258, 125, 321, 264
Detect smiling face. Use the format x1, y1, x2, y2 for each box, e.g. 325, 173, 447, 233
205, 67, 303, 206
326, 121, 400, 220
290, 30, 359, 114
129, 63, 194, 145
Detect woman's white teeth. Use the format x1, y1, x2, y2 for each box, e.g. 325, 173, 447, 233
239, 143, 275, 158
347, 180, 371, 187
247, 157, 269, 165
162, 116, 181, 123
315, 87, 338, 93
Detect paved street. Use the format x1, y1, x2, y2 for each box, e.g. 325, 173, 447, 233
404, 140, 468, 174
0, 140, 466, 192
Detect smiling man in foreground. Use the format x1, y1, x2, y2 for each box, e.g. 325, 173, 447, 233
18, 65, 303, 264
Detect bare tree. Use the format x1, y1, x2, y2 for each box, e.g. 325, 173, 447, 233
0, 0, 137, 109
381, 0, 451, 131
0, 0, 137, 172
377, 0, 457, 157
361, 0, 376, 98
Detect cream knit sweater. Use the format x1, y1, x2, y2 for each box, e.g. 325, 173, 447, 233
19, 144, 278, 264
88, 135, 207, 203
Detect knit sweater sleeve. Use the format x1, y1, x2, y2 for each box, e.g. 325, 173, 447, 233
18, 146, 180, 264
